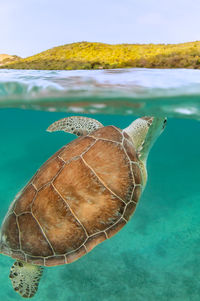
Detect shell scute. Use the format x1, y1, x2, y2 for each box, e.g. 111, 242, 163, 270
85, 232, 107, 252
123, 131, 131, 140
18, 213, 53, 257
123, 138, 138, 162
26, 256, 44, 266
32, 157, 64, 190
83, 139, 134, 202
105, 219, 127, 239
11, 250, 26, 262
45, 255, 66, 267
132, 186, 142, 203
59, 136, 95, 162
123, 202, 136, 221
53, 157, 126, 236
89, 126, 122, 142
32, 184, 87, 254
131, 163, 142, 185
1, 213, 20, 250
66, 246, 87, 264
14, 184, 36, 215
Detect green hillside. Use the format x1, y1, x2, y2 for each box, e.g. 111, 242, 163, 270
0, 54, 20, 66
1, 41, 200, 70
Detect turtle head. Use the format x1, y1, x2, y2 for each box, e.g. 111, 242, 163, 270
124, 116, 167, 163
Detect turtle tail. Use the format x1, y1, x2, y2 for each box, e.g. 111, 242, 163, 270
9, 260, 43, 298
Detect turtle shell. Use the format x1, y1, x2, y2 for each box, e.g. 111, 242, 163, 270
0, 126, 143, 267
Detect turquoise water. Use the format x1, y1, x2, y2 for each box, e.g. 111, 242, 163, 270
0, 69, 200, 300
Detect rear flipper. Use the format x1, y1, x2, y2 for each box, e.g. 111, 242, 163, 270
47, 116, 104, 136
9, 260, 43, 298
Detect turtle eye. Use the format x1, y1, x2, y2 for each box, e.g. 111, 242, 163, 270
162, 118, 167, 129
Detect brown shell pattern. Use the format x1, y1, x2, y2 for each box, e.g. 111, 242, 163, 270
0, 126, 143, 267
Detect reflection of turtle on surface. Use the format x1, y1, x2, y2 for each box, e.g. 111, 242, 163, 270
0, 115, 167, 298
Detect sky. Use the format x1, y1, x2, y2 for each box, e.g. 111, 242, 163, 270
1, 0, 200, 57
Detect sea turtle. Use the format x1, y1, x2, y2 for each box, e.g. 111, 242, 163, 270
0, 115, 167, 298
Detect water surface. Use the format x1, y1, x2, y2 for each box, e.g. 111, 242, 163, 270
1, 68, 200, 118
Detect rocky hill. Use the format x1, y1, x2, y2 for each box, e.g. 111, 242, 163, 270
1, 41, 200, 70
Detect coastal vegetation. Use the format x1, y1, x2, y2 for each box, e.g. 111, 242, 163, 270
0, 54, 20, 66
1, 41, 200, 70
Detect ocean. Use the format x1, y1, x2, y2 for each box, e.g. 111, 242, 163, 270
0, 68, 200, 301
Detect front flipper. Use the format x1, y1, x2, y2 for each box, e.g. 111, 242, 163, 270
47, 116, 104, 136
9, 260, 43, 298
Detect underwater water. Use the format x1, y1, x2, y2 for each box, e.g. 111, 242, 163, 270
0, 68, 200, 301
